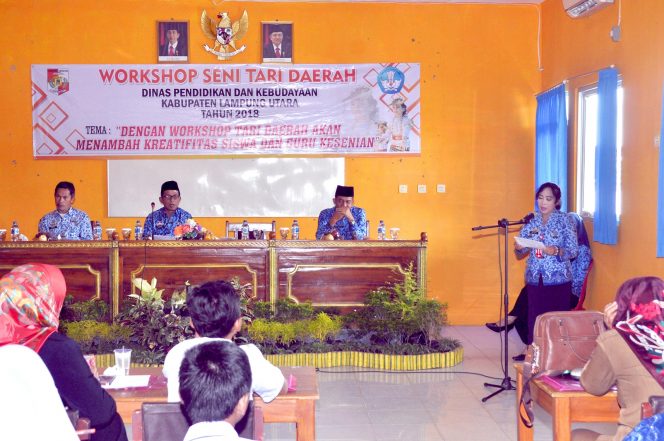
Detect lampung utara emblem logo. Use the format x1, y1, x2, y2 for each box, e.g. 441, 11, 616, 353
201, 10, 249, 60
47, 68, 69, 95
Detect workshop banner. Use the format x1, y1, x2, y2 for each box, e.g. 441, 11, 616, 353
31, 64, 420, 157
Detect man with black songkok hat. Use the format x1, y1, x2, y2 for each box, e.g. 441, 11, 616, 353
263, 24, 291, 59
142, 180, 192, 239
315, 185, 367, 240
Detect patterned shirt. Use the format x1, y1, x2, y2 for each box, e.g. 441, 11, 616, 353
315, 206, 367, 240
571, 244, 592, 297
142, 207, 192, 239
516, 210, 578, 286
37, 207, 93, 240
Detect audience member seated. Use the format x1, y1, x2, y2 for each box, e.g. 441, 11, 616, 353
163, 280, 285, 403
623, 413, 664, 440
0, 263, 128, 441
0, 344, 79, 441
572, 276, 664, 441
179, 341, 253, 441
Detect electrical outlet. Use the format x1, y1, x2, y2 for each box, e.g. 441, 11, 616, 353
399, 184, 408, 194
437, 184, 446, 193
418, 184, 427, 193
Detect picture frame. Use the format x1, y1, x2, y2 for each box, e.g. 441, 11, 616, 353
261, 22, 293, 64
157, 21, 189, 63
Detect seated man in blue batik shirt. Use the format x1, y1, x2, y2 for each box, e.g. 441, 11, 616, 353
142, 180, 192, 239
37, 181, 93, 240
316, 185, 367, 240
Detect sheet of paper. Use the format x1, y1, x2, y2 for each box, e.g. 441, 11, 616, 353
104, 375, 151, 389
514, 236, 546, 250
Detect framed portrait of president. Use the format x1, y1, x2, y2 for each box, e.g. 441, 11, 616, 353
262, 22, 293, 64
157, 21, 189, 63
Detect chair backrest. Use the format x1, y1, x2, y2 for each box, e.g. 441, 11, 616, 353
139, 401, 257, 441
141, 403, 188, 441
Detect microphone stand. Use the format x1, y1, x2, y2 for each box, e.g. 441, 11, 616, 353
472, 215, 530, 402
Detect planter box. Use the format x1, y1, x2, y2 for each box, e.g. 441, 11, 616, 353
93, 347, 463, 371
265, 347, 464, 370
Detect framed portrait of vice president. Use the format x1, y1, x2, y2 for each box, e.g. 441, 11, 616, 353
157, 21, 189, 63
262, 22, 293, 63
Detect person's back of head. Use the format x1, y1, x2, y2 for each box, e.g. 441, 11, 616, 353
186, 280, 240, 338
179, 341, 252, 426
613, 276, 664, 326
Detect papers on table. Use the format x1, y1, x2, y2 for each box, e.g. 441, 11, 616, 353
514, 236, 546, 250
153, 234, 175, 241
103, 375, 151, 389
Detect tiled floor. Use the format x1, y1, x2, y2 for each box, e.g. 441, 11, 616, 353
263, 325, 616, 441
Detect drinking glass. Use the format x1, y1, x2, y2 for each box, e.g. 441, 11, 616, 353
121, 228, 132, 240
389, 227, 400, 240
113, 348, 132, 376
279, 227, 290, 240
105, 228, 116, 240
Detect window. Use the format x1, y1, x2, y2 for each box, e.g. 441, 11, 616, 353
576, 84, 623, 218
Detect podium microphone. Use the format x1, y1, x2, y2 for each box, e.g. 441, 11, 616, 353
150, 202, 156, 240
521, 212, 534, 224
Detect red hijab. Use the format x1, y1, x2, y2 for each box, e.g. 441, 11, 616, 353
0, 263, 67, 352
613, 276, 664, 388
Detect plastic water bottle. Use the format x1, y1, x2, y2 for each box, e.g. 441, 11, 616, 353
377, 220, 386, 240
291, 219, 300, 240
134, 220, 143, 240
92, 221, 102, 240
10, 221, 19, 242
241, 220, 250, 240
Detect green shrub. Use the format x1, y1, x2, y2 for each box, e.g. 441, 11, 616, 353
60, 295, 109, 322
61, 320, 131, 354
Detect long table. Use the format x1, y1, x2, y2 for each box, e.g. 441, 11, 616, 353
110, 366, 319, 441
515, 364, 620, 441
0, 239, 426, 315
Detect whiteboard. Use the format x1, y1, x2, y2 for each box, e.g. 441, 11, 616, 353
107, 158, 344, 218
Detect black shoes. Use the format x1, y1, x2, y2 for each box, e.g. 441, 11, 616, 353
485, 319, 516, 333
512, 353, 526, 361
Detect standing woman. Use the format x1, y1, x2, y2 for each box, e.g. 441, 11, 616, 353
0, 263, 128, 441
515, 182, 579, 350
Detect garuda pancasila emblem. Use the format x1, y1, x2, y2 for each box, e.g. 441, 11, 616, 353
201, 10, 249, 60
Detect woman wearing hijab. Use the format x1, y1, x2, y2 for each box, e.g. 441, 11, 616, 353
0, 344, 79, 441
572, 276, 664, 441
0, 263, 128, 441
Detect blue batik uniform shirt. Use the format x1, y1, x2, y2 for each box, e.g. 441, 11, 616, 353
38, 207, 93, 240
316, 206, 367, 240
142, 207, 192, 239
516, 210, 579, 286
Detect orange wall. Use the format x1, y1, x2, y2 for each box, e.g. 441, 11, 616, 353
0, 1, 541, 324
541, 0, 664, 311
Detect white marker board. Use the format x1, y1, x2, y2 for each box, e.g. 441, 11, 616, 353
107, 158, 344, 218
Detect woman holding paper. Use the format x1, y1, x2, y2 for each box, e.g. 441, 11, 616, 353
0, 264, 128, 441
515, 182, 578, 348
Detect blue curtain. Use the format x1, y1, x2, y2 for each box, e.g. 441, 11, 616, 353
657, 84, 664, 256
535, 84, 568, 211
594, 68, 618, 245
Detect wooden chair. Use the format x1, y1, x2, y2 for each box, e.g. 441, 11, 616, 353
132, 401, 262, 441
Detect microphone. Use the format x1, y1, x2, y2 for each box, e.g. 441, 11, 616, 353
521, 212, 535, 223
150, 202, 156, 240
